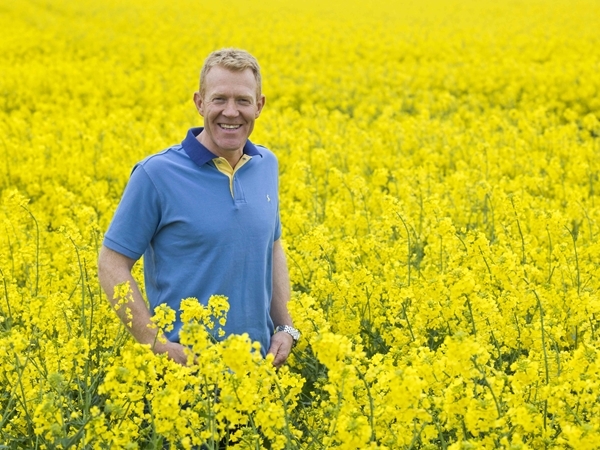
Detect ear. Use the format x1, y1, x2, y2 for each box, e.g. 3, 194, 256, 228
255, 95, 266, 118
193, 92, 204, 117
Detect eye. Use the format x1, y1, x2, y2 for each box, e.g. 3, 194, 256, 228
238, 98, 252, 105
212, 97, 226, 104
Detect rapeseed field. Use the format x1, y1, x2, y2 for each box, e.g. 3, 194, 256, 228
1, 0, 600, 448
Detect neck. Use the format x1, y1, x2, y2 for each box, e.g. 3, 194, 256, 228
195, 130, 244, 168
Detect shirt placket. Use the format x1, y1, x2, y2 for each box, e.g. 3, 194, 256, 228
213, 155, 251, 203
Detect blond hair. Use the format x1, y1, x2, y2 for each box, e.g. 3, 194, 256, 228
199, 48, 262, 99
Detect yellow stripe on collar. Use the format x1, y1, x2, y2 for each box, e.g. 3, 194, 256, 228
213, 155, 252, 197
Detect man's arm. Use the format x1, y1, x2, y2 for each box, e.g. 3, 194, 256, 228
267, 239, 294, 367
97, 245, 188, 365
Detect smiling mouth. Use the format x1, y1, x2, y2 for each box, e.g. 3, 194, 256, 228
219, 124, 242, 130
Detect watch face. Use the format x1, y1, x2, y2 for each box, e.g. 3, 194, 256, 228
288, 327, 300, 340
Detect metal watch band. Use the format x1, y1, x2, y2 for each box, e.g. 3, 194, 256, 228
274, 325, 300, 346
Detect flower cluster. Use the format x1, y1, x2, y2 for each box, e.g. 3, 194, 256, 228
1, 0, 600, 448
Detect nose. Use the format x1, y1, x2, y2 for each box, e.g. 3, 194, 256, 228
223, 99, 239, 117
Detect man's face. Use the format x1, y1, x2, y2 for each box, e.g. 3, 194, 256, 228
194, 66, 265, 158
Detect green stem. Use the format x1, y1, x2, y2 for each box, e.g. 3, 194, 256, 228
565, 225, 580, 295
20, 205, 40, 296
478, 247, 492, 281
396, 213, 412, 286
510, 198, 526, 266
439, 235, 444, 273
471, 356, 503, 418
354, 366, 376, 443
401, 299, 415, 342
272, 371, 299, 449
465, 296, 477, 336
546, 227, 554, 284
14, 354, 36, 438
69, 237, 88, 335
0, 267, 12, 323
486, 318, 502, 363
533, 290, 549, 430
407, 421, 427, 450
432, 411, 447, 450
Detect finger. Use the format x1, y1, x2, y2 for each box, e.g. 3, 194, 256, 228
268, 341, 281, 356
267, 343, 282, 367
272, 352, 285, 368
274, 347, 290, 368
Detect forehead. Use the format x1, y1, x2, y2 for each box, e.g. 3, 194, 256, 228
203, 66, 258, 97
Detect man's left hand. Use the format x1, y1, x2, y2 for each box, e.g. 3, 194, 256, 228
267, 332, 294, 368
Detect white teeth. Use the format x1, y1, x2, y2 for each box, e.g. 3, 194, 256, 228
220, 124, 241, 129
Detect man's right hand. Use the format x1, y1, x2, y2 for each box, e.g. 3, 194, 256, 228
98, 246, 194, 367
154, 340, 191, 366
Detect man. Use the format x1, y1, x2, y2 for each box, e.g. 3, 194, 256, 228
98, 48, 299, 368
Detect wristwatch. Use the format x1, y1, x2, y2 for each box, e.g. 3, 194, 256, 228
274, 325, 300, 347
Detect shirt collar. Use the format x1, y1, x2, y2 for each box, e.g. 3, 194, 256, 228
181, 127, 262, 167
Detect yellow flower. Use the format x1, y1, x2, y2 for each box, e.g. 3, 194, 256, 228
149, 303, 176, 333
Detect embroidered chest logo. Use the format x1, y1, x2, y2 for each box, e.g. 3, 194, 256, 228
266, 194, 271, 202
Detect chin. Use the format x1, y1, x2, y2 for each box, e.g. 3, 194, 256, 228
217, 138, 246, 150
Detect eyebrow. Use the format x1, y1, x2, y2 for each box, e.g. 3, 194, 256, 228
210, 92, 254, 101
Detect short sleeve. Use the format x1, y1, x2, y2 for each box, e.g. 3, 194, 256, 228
103, 165, 162, 260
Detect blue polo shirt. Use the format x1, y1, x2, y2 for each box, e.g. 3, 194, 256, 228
103, 127, 281, 355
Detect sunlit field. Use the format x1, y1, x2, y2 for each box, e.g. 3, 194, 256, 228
1, 0, 600, 448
